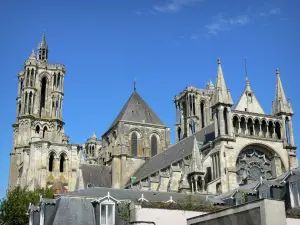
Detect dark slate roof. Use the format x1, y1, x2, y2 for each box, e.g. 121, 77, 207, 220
49, 197, 96, 225
80, 164, 112, 188
125, 123, 215, 187
109, 91, 166, 129
64, 186, 224, 205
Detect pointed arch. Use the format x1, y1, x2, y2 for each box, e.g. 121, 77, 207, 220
131, 132, 138, 157
48, 152, 55, 172
43, 126, 48, 139
151, 135, 158, 156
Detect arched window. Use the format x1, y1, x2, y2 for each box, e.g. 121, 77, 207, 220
40, 77, 47, 117
60, 154, 66, 172
200, 101, 205, 128
49, 153, 55, 172
285, 117, 290, 144
151, 135, 158, 156
30, 69, 34, 87
131, 132, 138, 156
43, 127, 48, 139
35, 125, 40, 134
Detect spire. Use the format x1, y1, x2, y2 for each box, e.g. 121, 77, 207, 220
38, 32, 48, 61
272, 68, 294, 115
133, 79, 136, 92
213, 58, 233, 106
189, 136, 205, 175
29, 49, 36, 59
206, 79, 215, 90
245, 76, 252, 92
91, 132, 97, 139
39, 32, 47, 48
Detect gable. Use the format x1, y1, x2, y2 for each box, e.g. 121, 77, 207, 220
109, 91, 166, 129
235, 91, 265, 114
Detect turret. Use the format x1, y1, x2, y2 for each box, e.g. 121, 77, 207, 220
272, 68, 295, 147
212, 58, 234, 138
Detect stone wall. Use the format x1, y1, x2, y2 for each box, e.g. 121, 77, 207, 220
187, 199, 287, 225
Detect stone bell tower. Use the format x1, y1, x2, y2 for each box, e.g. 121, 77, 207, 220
8, 33, 71, 190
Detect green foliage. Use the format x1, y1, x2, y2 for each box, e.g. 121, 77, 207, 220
117, 202, 130, 224
0, 186, 55, 225
140, 196, 226, 213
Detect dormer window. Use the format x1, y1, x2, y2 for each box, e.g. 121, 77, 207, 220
92, 192, 119, 225
100, 201, 115, 225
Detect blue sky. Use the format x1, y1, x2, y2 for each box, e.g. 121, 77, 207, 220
0, 0, 299, 198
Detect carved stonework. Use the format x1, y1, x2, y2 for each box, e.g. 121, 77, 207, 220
236, 148, 273, 185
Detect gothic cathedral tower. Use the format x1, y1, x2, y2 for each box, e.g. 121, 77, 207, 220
8, 34, 78, 192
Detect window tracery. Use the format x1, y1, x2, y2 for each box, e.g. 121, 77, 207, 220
236, 147, 274, 185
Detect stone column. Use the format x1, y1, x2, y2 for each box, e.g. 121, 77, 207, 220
288, 116, 295, 146
214, 111, 219, 137
266, 122, 269, 138
175, 103, 179, 124
237, 118, 241, 133
195, 176, 198, 192
219, 106, 225, 136
215, 154, 219, 178
226, 107, 232, 136
281, 115, 287, 144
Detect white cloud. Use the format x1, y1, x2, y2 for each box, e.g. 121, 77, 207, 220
153, 0, 203, 13
133, 10, 142, 16
260, 8, 281, 17
205, 13, 250, 36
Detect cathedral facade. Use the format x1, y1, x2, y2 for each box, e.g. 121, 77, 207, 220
8, 34, 298, 195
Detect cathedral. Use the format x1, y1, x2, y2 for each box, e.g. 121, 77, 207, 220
8, 34, 298, 196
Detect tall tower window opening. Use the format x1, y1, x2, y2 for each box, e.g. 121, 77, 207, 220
26, 69, 30, 86
48, 153, 55, 172
192, 96, 196, 115
53, 74, 56, 88
30, 69, 34, 87
28, 92, 32, 114
131, 132, 138, 156
223, 107, 228, 135
60, 154, 66, 172
261, 120, 267, 137
151, 135, 158, 156
40, 77, 47, 117
200, 101, 205, 128
56, 100, 59, 117
18, 102, 21, 116
57, 74, 60, 89
268, 122, 274, 138
20, 79, 23, 96
177, 127, 182, 141
43, 127, 47, 139
189, 95, 193, 116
